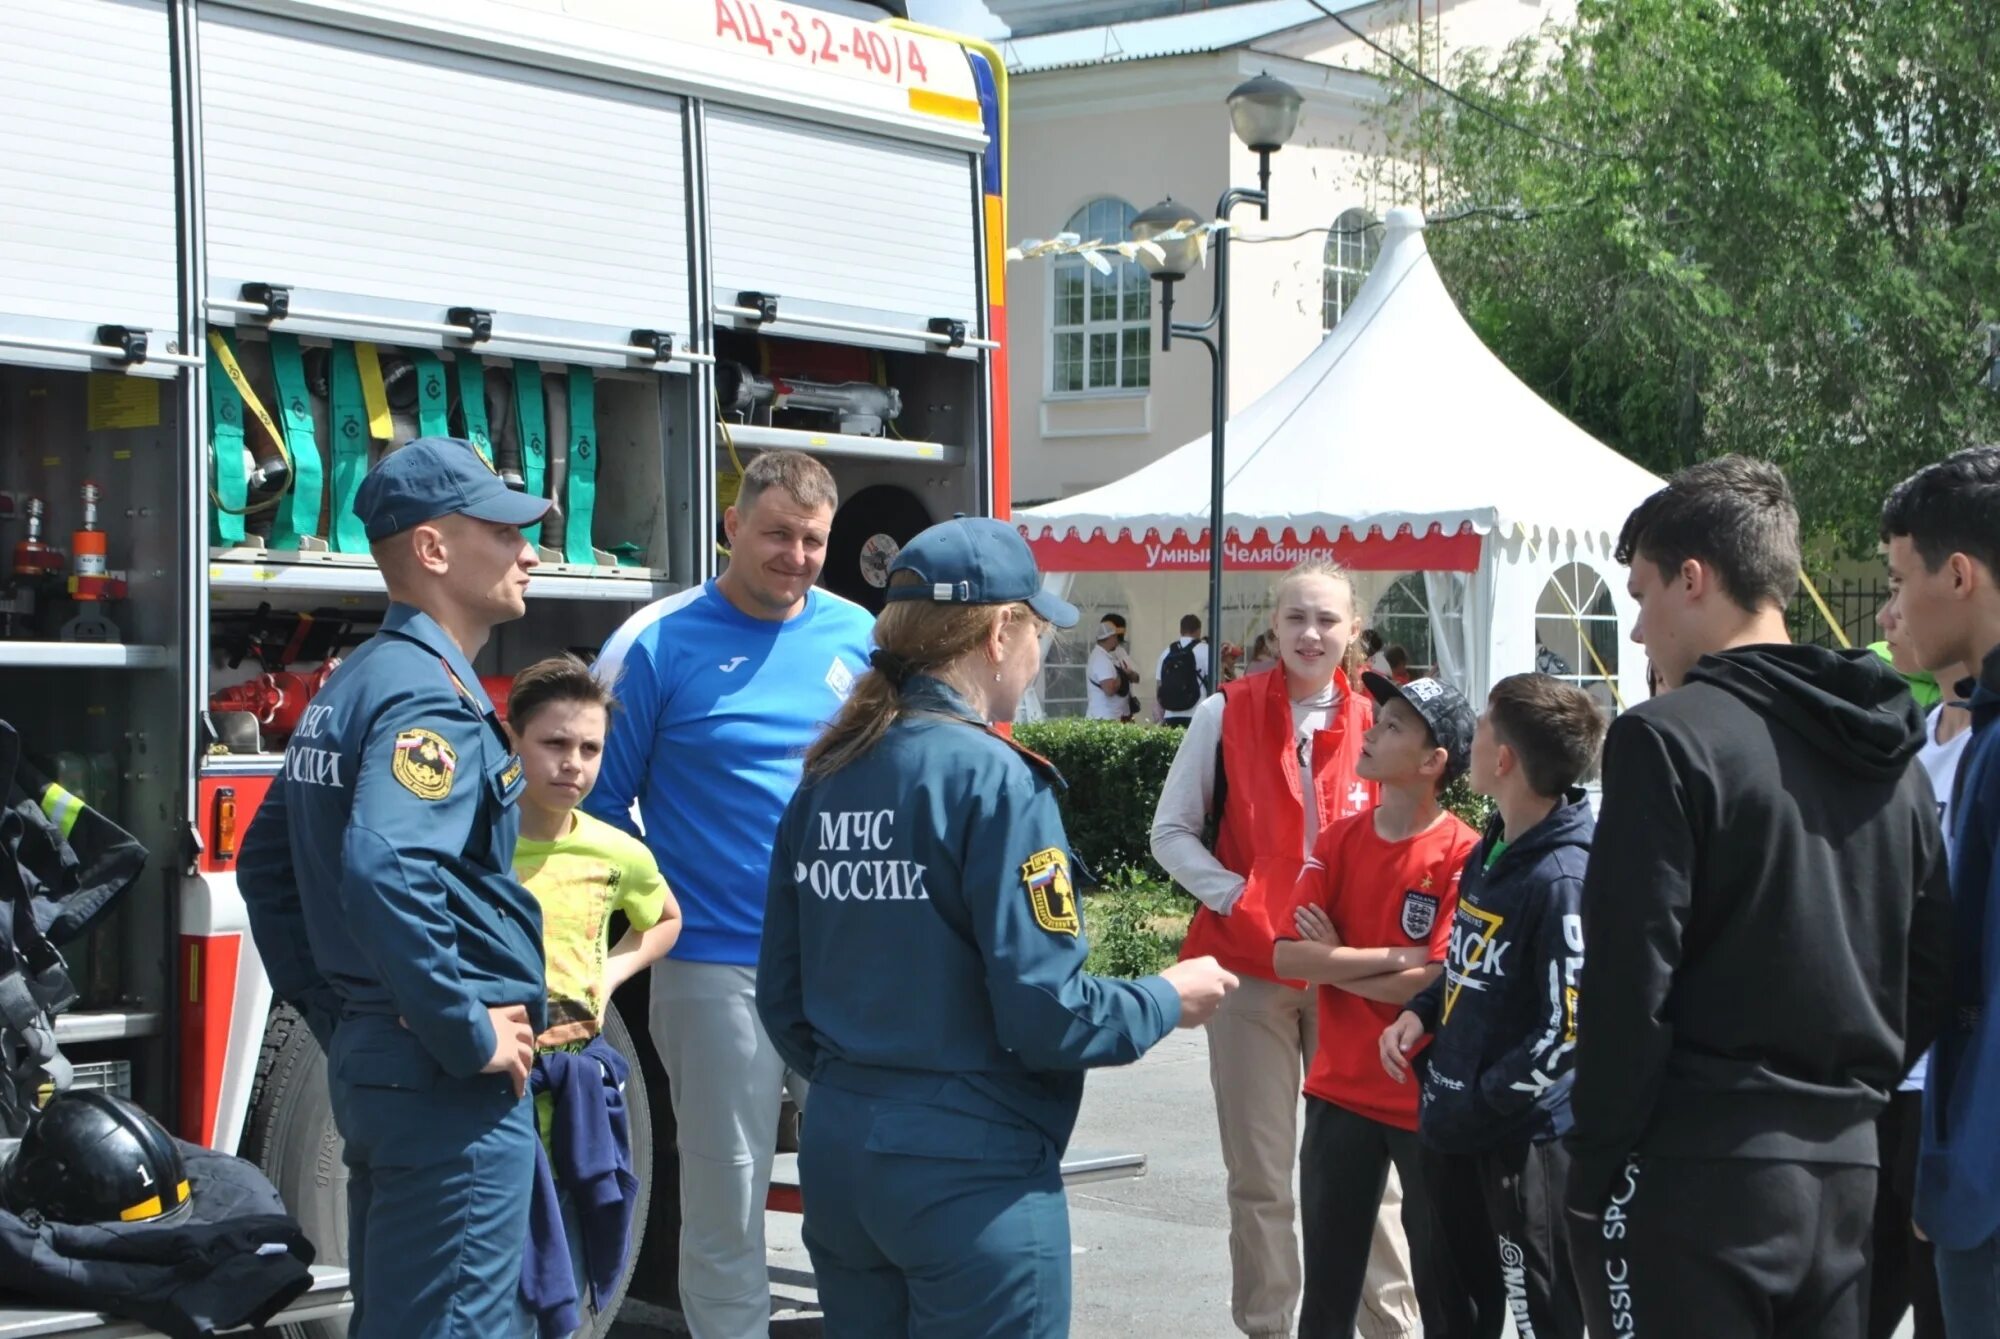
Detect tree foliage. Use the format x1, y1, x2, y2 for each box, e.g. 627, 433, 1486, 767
1373, 0, 2000, 550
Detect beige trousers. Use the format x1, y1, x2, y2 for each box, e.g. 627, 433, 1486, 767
1207, 974, 1418, 1338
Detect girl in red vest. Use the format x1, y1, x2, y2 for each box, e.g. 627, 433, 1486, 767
1151, 562, 1416, 1339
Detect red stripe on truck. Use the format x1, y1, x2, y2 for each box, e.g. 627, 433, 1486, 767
178, 933, 241, 1146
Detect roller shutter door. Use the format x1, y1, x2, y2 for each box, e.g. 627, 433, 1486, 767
199, 7, 692, 342
0, 0, 180, 371
706, 108, 979, 339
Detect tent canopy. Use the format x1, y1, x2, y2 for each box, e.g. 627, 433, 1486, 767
1020, 207, 1663, 572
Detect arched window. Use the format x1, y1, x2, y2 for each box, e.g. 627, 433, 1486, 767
1372, 574, 1436, 674
1536, 563, 1621, 714
1322, 207, 1381, 331
1050, 198, 1151, 393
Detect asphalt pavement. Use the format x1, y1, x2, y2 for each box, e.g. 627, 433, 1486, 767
610, 1026, 1918, 1338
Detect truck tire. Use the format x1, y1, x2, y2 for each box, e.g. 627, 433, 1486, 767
608, 971, 680, 1307
241, 1005, 347, 1339
242, 1003, 655, 1337
823, 484, 934, 611
583, 1001, 654, 1331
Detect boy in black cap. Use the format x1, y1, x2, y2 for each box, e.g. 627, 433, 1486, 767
1275, 674, 1481, 1338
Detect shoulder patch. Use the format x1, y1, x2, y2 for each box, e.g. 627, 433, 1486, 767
391, 728, 457, 801
1020, 847, 1080, 937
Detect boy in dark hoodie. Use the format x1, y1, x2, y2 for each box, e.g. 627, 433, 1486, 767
1881, 445, 2000, 1339
1380, 672, 1605, 1339
1565, 455, 1954, 1339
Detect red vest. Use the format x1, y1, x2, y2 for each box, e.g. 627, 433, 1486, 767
1179, 667, 1377, 982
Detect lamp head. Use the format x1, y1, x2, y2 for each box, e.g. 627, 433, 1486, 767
1227, 72, 1303, 153
1131, 197, 1206, 283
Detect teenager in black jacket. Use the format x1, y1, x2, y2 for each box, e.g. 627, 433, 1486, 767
1382, 673, 1605, 1339
1564, 457, 1955, 1339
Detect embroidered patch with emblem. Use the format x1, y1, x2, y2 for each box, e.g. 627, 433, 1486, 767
1020, 847, 1080, 937
500, 756, 523, 789
391, 728, 457, 800
825, 656, 855, 700
1400, 889, 1440, 939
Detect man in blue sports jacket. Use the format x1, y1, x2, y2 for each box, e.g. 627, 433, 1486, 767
585, 450, 873, 1339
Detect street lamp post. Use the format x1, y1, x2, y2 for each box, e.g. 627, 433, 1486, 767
1134, 73, 1302, 685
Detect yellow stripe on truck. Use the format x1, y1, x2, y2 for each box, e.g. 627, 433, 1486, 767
908, 88, 982, 122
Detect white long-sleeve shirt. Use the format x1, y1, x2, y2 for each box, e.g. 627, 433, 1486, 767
1149, 682, 1338, 915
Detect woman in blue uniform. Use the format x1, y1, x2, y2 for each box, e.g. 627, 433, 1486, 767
757, 517, 1238, 1338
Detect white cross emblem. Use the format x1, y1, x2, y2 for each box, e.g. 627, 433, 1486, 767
1347, 782, 1370, 812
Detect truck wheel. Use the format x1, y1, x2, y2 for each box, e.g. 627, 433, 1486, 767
585, 1001, 653, 1333
609, 971, 681, 1307
242, 1003, 655, 1337
242, 1004, 347, 1339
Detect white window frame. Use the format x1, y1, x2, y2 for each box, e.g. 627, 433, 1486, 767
1038, 624, 1093, 717
1536, 562, 1622, 715
1047, 197, 1152, 396
1323, 207, 1382, 332
1372, 573, 1437, 674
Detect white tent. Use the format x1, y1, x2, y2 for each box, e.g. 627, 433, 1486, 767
1020, 206, 1666, 709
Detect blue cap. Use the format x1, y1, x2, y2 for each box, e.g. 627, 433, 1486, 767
353, 436, 552, 542
883, 517, 1078, 628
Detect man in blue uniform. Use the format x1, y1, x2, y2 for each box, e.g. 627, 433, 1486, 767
238, 436, 552, 1339
759, 516, 1237, 1338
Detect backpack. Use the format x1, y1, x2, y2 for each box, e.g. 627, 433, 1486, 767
1159, 641, 1204, 713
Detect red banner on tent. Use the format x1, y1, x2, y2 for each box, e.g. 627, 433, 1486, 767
1023, 523, 1482, 573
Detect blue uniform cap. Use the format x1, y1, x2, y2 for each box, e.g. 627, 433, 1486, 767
353, 436, 552, 542
884, 517, 1078, 628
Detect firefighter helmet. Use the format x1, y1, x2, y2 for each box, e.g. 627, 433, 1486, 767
5, 1090, 191, 1225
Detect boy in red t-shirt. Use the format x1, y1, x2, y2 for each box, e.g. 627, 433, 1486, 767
1275, 674, 1481, 1339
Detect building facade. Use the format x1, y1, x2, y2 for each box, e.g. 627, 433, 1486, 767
1000, 0, 1577, 505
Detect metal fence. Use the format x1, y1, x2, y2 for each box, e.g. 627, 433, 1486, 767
1788, 578, 1889, 650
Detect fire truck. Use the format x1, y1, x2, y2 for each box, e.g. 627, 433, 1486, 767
0, 1, 1008, 1330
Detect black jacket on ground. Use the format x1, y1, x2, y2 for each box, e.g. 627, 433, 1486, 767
0, 1140, 314, 1337
1409, 791, 1593, 1153
1565, 644, 1955, 1214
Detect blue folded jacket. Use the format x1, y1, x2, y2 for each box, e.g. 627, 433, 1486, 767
519, 1036, 637, 1339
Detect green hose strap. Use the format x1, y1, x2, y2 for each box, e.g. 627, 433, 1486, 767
205, 331, 247, 545
512, 360, 547, 547
328, 343, 371, 554
456, 354, 491, 463
563, 366, 598, 566
267, 333, 324, 549
412, 350, 450, 438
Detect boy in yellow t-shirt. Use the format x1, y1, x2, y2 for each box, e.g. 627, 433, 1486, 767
508, 655, 680, 1336
508, 656, 681, 1049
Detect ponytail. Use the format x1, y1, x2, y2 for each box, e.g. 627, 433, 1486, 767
805, 667, 907, 779
804, 573, 1015, 778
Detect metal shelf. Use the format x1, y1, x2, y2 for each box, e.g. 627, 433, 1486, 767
0, 642, 169, 670
722, 423, 964, 466
54, 1010, 165, 1043
208, 554, 676, 603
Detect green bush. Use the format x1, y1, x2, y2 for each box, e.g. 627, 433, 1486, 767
1441, 775, 1497, 835
1014, 719, 1185, 881
1082, 867, 1191, 979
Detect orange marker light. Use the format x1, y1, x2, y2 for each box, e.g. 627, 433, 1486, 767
214, 788, 238, 862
